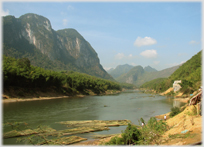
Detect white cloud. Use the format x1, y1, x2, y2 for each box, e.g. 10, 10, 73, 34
128, 54, 133, 58
140, 49, 158, 58
104, 67, 113, 71
166, 61, 185, 67
115, 53, 136, 60
153, 61, 160, 65
166, 62, 179, 67
134, 37, 157, 47
189, 40, 199, 45
1, 9, 9, 16
180, 61, 186, 64
115, 53, 125, 59
130, 63, 137, 66
67, 5, 74, 11
63, 19, 68, 26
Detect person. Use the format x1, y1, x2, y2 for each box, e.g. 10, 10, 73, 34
164, 115, 166, 121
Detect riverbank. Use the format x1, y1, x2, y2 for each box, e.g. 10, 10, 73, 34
2, 89, 121, 103
140, 87, 199, 105
156, 104, 202, 145
3, 96, 70, 103
73, 103, 202, 145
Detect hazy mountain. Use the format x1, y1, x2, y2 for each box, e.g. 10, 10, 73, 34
144, 65, 157, 72
116, 65, 181, 87
108, 64, 134, 78
135, 64, 181, 86
3, 13, 113, 80
106, 68, 114, 73
116, 65, 144, 84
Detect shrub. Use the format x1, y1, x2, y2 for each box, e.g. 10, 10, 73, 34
169, 107, 181, 117
138, 117, 168, 145
122, 123, 143, 145
105, 117, 169, 145
105, 123, 142, 145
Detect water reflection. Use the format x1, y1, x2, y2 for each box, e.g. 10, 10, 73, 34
173, 99, 186, 107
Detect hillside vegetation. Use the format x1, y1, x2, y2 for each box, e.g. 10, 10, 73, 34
3, 55, 121, 98
140, 51, 202, 94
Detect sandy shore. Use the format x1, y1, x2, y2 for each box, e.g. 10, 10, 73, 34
2, 95, 80, 103
2, 90, 121, 103
174, 97, 190, 103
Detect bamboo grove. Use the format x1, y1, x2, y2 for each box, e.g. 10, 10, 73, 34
3, 55, 122, 95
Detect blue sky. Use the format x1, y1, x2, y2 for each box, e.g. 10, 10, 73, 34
1, 1, 202, 71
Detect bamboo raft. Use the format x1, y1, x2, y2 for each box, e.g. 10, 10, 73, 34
38, 136, 87, 145
57, 119, 131, 127
3, 119, 131, 144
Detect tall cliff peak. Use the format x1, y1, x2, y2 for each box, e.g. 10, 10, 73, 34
3, 13, 113, 81
19, 13, 52, 31
57, 28, 84, 40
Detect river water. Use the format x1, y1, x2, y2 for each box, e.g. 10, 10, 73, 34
3, 90, 185, 145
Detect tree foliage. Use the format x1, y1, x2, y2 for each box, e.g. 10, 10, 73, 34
3, 55, 121, 95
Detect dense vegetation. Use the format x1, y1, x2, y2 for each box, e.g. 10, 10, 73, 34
3, 55, 121, 97
140, 51, 202, 94
105, 117, 168, 145
140, 78, 168, 92
120, 83, 137, 89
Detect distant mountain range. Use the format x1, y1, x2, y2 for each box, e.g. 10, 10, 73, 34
107, 64, 134, 79
144, 65, 158, 72
3, 13, 113, 80
108, 64, 181, 87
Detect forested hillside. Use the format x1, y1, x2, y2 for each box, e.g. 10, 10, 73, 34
140, 51, 202, 94
3, 55, 121, 97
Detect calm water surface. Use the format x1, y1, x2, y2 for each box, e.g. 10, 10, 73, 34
3, 90, 184, 145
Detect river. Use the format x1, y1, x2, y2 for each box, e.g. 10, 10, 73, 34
3, 90, 185, 145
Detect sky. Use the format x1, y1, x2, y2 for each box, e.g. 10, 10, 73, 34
1, 0, 202, 71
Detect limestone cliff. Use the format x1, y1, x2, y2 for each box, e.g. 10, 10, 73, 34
3, 13, 113, 80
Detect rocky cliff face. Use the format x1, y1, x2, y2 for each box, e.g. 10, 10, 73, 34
3, 13, 113, 80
